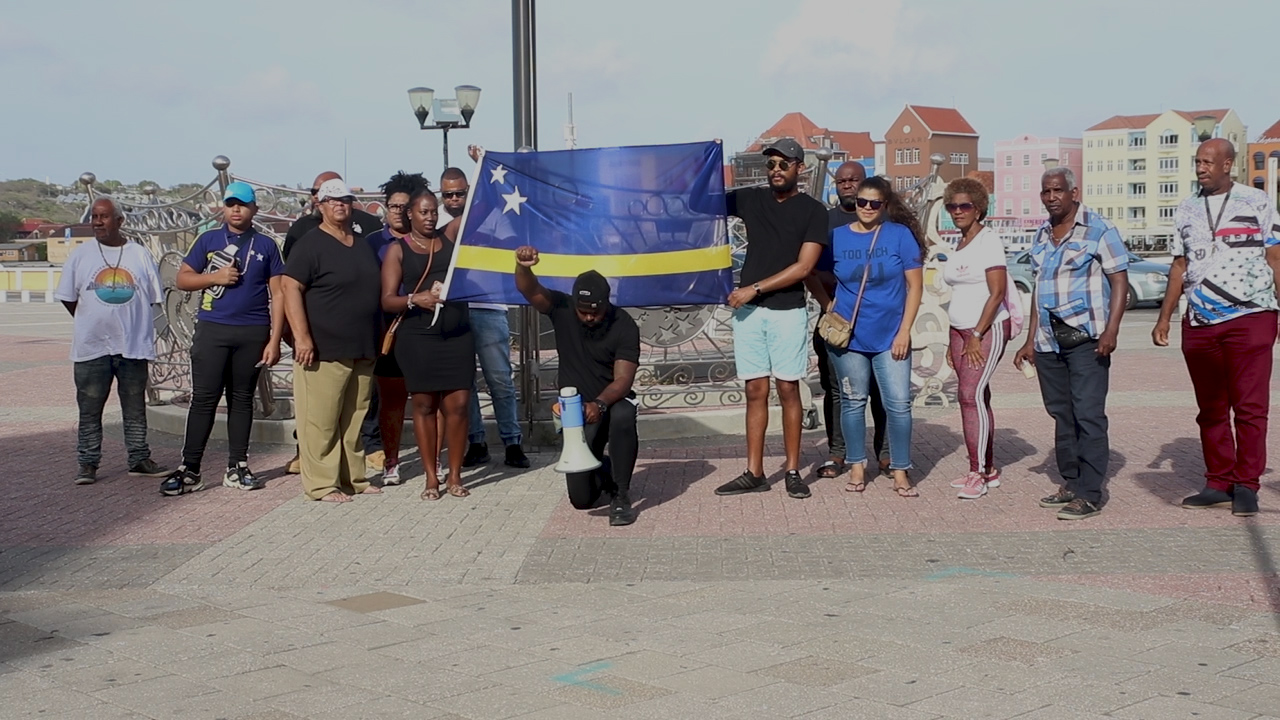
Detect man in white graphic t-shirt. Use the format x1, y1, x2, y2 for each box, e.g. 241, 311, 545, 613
54, 197, 167, 485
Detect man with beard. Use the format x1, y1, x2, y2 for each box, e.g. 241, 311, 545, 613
515, 250, 640, 526
1013, 167, 1128, 520
812, 161, 886, 481
1154, 138, 1280, 518
716, 138, 828, 499
439, 165, 529, 469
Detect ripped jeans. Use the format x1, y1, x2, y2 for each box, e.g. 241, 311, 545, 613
828, 347, 914, 470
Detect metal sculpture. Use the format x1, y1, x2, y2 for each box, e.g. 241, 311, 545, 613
899, 153, 955, 407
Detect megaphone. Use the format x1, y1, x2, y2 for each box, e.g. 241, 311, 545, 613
554, 387, 602, 474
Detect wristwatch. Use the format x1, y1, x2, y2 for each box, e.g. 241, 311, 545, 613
595, 399, 608, 415
752, 282, 762, 296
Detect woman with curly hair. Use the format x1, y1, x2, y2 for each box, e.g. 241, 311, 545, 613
941, 177, 1013, 500
814, 176, 924, 497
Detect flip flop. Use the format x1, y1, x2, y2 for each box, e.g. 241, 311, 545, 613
817, 460, 845, 479
445, 483, 470, 498
421, 486, 441, 501
893, 483, 919, 498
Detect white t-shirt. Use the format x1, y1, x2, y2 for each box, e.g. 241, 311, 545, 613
942, 226, 1010, 330
54, 240, 164, 362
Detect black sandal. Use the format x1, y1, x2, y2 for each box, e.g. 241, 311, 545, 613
817, 460, 845, 479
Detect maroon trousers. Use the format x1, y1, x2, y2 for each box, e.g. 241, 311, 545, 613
1182, 310, 1277, 492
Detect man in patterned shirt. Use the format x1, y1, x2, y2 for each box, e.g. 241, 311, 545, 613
1013, 167, 1129, 520
1153, 138, 1280, 518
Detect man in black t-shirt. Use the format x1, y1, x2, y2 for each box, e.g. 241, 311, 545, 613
515, 248, 641, 526
716, 138, 828, 500
812, 161, 886, 479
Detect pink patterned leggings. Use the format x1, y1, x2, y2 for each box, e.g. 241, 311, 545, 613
948, 318, 1011, 473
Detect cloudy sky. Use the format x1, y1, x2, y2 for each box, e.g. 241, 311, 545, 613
3, 0, 1277, 188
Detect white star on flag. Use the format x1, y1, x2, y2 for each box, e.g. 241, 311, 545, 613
502, 186, 528, 215
490, 165, 508, 185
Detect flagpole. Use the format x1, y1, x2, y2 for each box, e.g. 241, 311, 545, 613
513, 0, 540, 428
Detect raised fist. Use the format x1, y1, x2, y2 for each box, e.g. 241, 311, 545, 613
515, 246, 539, 267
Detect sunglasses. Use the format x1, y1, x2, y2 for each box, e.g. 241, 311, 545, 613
386, 203, 408, 211
441, 190, 468, 200
323, 196, 353, 205
944, 202, 976, 213
765, 158, 798, 171
854, 197, 885, 210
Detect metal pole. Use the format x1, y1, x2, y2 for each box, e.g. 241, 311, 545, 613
442, 127, 450, 169
512, 0, 539, 426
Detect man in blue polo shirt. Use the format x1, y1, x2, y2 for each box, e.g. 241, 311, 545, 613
1013, 167, 1128, 520
161, 182, 286, 495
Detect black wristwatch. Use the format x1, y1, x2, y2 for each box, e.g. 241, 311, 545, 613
595, 399, 608, 415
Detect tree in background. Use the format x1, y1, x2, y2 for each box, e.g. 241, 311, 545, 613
0, 211, 22, 240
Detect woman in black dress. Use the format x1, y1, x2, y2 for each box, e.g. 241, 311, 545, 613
380, 188, 476, 500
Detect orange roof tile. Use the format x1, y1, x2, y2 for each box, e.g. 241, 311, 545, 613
1086, 114, 1161, 132
829, 131, 874, 158
1256, 119, 1280, 142
746, 112, 829, 152
908, 105, 977, 136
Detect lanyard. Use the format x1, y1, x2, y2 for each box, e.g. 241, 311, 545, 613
1202, 189, 1230, 237
225, 228, 255, 274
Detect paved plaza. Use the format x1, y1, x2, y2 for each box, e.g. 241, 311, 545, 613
2, 301, 1279, 719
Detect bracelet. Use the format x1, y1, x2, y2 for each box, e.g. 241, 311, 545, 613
752, 283, 762, 295
595, 400, 608, 415
406, 295, 416, 310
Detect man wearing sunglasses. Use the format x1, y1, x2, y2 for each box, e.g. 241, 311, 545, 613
281, 171, 385, 475
715, 138, 829, 499
439, 165, 530, 470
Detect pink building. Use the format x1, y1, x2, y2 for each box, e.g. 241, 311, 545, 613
993, 135, 1083, 226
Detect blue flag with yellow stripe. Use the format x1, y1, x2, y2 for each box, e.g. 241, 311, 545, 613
442, 141, 730, 307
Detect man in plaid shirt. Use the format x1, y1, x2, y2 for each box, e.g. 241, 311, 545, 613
1014, 167, 1129, 520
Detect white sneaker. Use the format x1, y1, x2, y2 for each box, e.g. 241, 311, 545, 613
957, 472, 988, 500
382, 463, 402, 486
983, 468, 1002, 489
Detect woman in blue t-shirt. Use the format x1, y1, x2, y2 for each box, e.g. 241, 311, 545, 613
817, 176, 923, 497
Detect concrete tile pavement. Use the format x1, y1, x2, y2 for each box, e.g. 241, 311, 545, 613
4, 305, 1280, 717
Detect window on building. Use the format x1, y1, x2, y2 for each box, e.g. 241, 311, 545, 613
1022, 199, 1031, 215
1004, 155, 1012, 167
1004, 202, 1013, 216
1158, 156, 1178, 172
1087, 140, 1093, 148
1129, 133, 1147, 148
912, 148, 921, 164
1062, 152, 1070, 164
895, 148, 903, 164
1128, 207, 1146, 220
1129, 183, 1146, 198
950, 152, 970, 166
1159, 131, 1178, 147
1158, 206, 1176, 220
1106, 184, 1113, 195
1087, 161, 1093, 173
1129, 159, 1146, 172
1022, 176, 1030, 191
1254, 152, 1266, 171
1107, 161, 1114, 172
1040, 152, 1047, 161
1022, 154, 1029, 166
1158, 182, 1177, 196
1004, 176, 1012, 191
1105, 207, 1113, 219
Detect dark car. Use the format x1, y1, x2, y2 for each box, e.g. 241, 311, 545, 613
1006, 250, 1169, 310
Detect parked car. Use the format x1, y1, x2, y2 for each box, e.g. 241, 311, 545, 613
1006, 250, 1169, 310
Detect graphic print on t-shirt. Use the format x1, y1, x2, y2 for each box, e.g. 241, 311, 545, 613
90, 267, 138, 304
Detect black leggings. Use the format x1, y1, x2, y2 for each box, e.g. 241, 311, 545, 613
182, 320, 270, 471
566, 399, 639, 509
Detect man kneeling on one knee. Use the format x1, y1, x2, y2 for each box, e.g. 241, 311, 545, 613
515, 247, 640, 526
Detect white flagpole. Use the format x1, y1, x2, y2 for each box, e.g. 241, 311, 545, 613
436, 148, 489, 325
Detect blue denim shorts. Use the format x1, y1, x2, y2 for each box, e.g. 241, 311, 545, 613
732, 305, 810, 381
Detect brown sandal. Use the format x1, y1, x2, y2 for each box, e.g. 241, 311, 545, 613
445, 483, 470, 498
817, 460, 845, 479
421, 486, 441, 501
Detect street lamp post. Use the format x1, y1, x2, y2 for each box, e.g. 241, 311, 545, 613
407, 85, 482, 168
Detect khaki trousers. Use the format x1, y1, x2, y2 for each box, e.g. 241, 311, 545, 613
294, 358, 374, 499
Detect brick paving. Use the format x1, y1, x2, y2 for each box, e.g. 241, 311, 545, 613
2, 303, 1280, 719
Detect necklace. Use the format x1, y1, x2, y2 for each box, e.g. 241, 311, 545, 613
97, 239, 125, 273
408, 232, 436, 252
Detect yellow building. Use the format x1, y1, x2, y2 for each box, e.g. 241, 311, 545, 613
1082, 109, 1247, 252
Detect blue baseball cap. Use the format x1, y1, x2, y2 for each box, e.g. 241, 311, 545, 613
223, 181, 256, 205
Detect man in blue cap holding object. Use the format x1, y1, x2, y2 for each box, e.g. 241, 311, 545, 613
160, 181, 287, 496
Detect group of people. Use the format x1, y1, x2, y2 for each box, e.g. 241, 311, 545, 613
55, 136, 1278, 524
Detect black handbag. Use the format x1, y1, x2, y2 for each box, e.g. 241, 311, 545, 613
1049, 314, 1093, 350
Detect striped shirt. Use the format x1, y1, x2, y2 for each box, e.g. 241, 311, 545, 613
1172, 182, 1280, 327
1029, 204, 1129, 352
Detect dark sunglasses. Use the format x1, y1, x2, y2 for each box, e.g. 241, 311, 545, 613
441, 190, 468, 200
854, 197, 885, 210
765, 158, 798, 171
944, 202, 976, 213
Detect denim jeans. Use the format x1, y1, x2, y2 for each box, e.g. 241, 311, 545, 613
829, 347, 913, 469
467, 308, 522, 446
74, 355, 152, 467
1035, 341, 1110, 504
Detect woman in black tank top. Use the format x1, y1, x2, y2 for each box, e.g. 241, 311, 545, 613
379, 189, 476, 500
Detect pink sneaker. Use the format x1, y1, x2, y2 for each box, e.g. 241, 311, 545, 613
957, 472, 988, 499
951, 471, 981, 488
983, 468, 1002, 489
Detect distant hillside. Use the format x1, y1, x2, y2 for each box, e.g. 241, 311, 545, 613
0, 179, 83, 224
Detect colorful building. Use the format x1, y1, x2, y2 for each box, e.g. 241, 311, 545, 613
883, 105, 979, 191
731, 112, 875, 203
1247, 118, 1280, 206
993, 135, 1082, 225
1082, 109, 1247, 251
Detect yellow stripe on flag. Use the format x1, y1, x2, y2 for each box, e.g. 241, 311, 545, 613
454, 245, 731, 278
